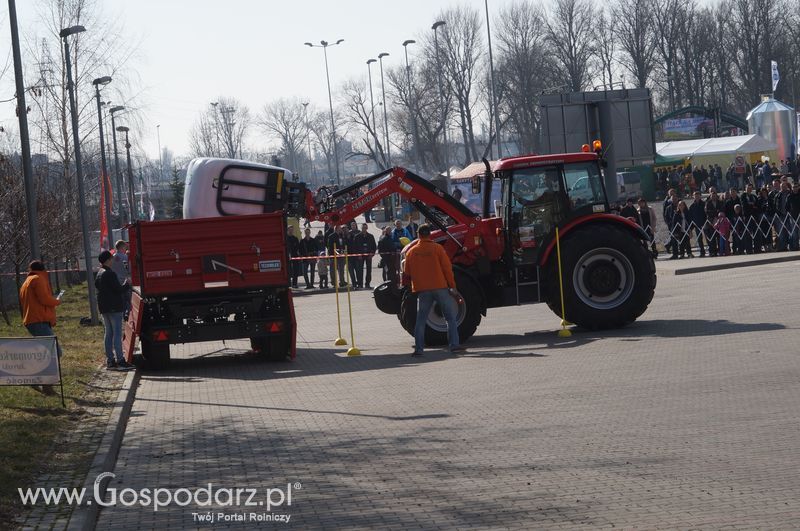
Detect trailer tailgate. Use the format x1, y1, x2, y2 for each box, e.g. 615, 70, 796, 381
129, 212, 288, 296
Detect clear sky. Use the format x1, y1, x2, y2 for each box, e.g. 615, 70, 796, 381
1, 0, 519, 160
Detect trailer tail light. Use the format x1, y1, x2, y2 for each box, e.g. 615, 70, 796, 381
152, 330, 169, 342
266, 321, 283, 333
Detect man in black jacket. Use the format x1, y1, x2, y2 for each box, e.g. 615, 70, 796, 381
326, 225, 347, 288
688, 191, 707, 257
286, 226, 301, 288
353, 223, 378, 289
299, 228, 318, 289
96, 250, 134, 371
787, 182, 800, 251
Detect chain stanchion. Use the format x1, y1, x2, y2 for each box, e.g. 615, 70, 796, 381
332, 243, 347, 346
343, 251, 360, 356
555, 226, 572, 338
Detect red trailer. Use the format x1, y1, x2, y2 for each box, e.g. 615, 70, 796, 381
123, 211, 296, 368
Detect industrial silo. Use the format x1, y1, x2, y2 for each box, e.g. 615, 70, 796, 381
746, 96, 797, 161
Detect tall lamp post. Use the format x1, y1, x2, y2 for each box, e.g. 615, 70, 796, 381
377, 52, 392, 167
302, 101, 315, 183
109, 105, 126, 223
402, 39, 421, 170
93, 76, 113, 248
116, 126, 135, 221
432, 21, 451, 182
8, 0, 40, 259
60, 24, 98, 325
366, 58, 378, 167
484, 0, 502, 159
304, 39, 344, 186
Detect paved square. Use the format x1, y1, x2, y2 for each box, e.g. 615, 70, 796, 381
95, 261, 800, 529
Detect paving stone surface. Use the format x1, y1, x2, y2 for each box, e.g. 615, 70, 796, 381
93, 260, 800, 529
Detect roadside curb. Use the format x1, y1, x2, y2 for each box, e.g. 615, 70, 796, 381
662, 253, 800, 275
68, 368, 140, 531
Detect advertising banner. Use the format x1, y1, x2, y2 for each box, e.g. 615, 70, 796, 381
0, 336, 61, 386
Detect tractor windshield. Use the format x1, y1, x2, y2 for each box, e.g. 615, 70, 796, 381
564, 162, 605, 208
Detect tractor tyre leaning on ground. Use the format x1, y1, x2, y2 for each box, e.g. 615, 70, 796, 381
545, 224, 656, 330
141, 340, 170, 370
398, 273, 482, 346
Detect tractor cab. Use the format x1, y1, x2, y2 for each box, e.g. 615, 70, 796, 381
471, 151, 611, 307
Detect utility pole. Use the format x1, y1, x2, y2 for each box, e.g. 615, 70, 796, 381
484, 0, 502, 159
8, 0, 40, 259
305, 39, 344, 185
93, 76, 113, 249
156, 124, 164, 182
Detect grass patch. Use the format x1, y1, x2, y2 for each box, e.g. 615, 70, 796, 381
0, 282, 109, 521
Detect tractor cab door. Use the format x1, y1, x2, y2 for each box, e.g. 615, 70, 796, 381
563, 161, 608, 215
500, 165, 568, 304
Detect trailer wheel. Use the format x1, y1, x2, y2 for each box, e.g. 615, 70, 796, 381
399, 274, 482, 346
545, 225, 656, 329
250, 336, 291, 362
141, 340, 170, 370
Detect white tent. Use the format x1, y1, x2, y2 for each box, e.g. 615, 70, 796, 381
656, 134, 777, 160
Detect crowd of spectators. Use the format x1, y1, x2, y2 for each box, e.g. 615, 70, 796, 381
616, 174, 800, 259
656, 159, 800, 198
286, 218, 420, 291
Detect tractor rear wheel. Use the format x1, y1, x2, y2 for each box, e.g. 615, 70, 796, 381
545, 225, 656, 329
399, 274, 482, 346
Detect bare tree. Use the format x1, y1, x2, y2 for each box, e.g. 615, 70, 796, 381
546, 0, 596, 92
653, 0, 691, 110
258, 97, 309, 171
435, 5, 485, 164
340, 78, 388, 170
189, 97, 250, 159
614, 0, 657, 88
496, 0, 551, 154
593, 8, 618, 90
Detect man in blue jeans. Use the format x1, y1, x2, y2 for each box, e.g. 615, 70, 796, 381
96, 250, 134, 371
403, 224, 466, 356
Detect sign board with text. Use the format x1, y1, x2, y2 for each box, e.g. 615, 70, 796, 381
0, 337, 61, 386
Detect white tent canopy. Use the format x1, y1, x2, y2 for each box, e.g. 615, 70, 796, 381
656, 134, 777, 159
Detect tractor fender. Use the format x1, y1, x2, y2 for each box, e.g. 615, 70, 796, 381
453, 265, 488, 316
538, 214, 650, 268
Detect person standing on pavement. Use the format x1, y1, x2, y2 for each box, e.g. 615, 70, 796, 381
688, 191, 707, 257
95, 251, 134, 371
404, 224, 465, 356
299, 228, 318, 289
286, 226, 301, 288
378, 226, 398, 282
353, 223, 377, 289
391, 219, 410, 249
326, 225, 348, 288
705, 188, 723, 256
635, 198, 658, 258
344, 224, 360, 287
18, 260, 61, 394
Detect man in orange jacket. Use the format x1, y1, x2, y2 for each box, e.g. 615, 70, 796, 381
18, 260, 62, 395
403, 224, 465, 356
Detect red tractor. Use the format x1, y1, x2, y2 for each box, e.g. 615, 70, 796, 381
303, 150, 656, 345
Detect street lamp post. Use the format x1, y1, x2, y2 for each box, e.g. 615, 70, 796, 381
432, 21, 451, 182
366, 59, 378, 167
484, 0, 502, 159
93, 76, 113, 249
117, 126, 135, 221
109, 106, 126, 223
8, 0, 40, 259
302, 101, 316, 183
60, 24, 98, 325
402, 39, 421, 170
305, 39, 344, 186
377, 52, 392, 167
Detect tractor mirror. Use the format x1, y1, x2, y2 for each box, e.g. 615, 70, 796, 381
471, 174, 481, 194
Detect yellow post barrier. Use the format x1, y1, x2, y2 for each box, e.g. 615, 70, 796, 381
555, 226, 572, 338
344, 250, 361, 356
332, 243, 347, 346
